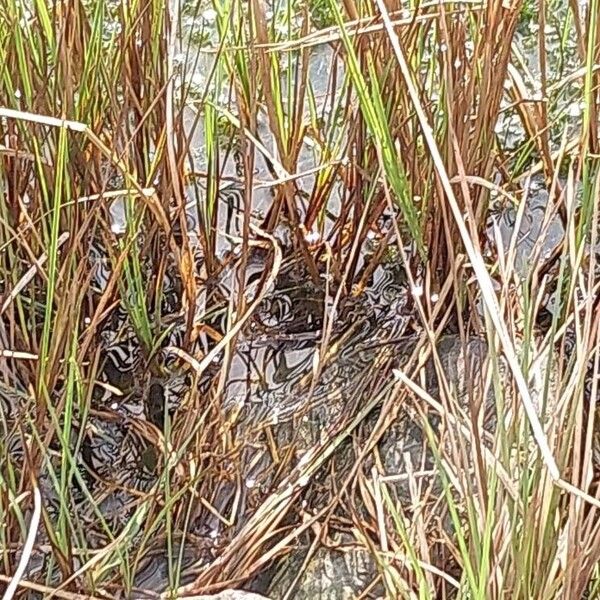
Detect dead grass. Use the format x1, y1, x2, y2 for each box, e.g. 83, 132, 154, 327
1, 0, 600, 598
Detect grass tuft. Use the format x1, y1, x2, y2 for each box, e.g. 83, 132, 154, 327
1, 0, 600, 597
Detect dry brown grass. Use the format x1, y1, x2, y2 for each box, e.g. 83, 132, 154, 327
2, 0, 600, 597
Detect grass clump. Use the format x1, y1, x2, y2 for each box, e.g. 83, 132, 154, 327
1, 0, 600, 598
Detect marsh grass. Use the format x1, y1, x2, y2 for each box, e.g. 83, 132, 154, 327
1, 0, 600, 597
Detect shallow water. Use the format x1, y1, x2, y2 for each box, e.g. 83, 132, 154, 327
1, 3, 586, 596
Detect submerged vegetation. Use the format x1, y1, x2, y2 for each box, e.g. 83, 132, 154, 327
1, 0, 600, 597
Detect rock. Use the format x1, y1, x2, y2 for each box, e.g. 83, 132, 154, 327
381, 335, 498, 499
182, 592, 271, 600
268, 535, 381, 599
266, 335, 506, 599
